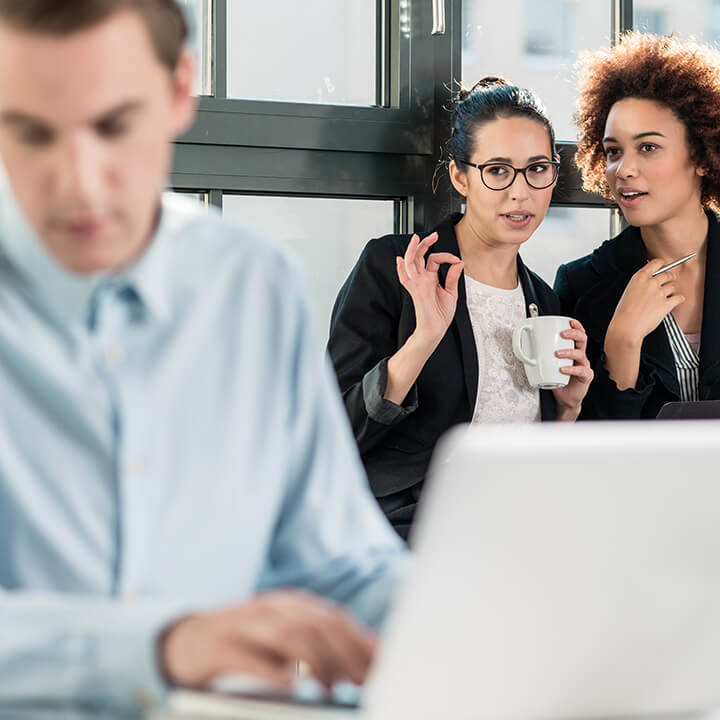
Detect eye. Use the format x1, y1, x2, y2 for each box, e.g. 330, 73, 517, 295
529, 163, 550, 175
486, 165, 510, 176
16, 126, 53, 147
640, 143, 658, 153
95, 118, 129, 138
603, 146, 620, 158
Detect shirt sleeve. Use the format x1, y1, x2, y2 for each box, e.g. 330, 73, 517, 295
327, 237, 420, 455
258, 261, 408, 630
580, 351, 658, 419
0, 589, 184, 710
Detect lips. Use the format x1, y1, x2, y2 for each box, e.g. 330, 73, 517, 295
59, 218, 104, 235
500, 212, 533, 229
617, 188, 648, 208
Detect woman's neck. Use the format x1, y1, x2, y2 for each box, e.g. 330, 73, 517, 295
454, 214, 519, 290
640, 204, 709, 261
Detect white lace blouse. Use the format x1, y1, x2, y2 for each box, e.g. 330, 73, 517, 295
464, 275, 541, 424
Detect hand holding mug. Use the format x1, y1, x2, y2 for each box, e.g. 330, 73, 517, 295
512, 316, 592, 420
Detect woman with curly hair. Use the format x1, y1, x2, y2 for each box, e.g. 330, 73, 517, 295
328, 78, 593, 539
555, 32, 720, 419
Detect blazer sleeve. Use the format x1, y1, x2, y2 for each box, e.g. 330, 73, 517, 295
327, 236, 419, 455
554, 263, 658, 420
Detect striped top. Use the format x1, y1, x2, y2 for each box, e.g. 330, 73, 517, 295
663, 312, 700, 401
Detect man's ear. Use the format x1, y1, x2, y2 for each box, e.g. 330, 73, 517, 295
170, 49, 198, 138
448, 160, 468, 197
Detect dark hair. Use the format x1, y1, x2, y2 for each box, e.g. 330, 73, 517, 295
447, 76, 557, 164
0, 0, 188, 71
575, 32, 720, 211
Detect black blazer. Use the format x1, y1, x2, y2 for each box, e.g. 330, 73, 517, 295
328, 213, 561, 538
554, 210, 720, 419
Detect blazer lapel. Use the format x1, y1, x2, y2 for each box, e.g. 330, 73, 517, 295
433, 215, 479, 413
699, 213, 720, 398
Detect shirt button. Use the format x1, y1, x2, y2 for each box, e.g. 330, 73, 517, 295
127, 459, 144, 474
134, 690, 153, 708
105, 344, 124, 363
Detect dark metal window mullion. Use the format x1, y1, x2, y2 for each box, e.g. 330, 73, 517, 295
609, 0, 633, 235
376, 0, 392, 107
213, 0, 228, 100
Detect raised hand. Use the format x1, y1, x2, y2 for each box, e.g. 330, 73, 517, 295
608, 259, 685, 345
395, 232, 464, 346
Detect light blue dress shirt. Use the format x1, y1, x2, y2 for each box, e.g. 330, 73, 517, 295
0, 190, 405, 710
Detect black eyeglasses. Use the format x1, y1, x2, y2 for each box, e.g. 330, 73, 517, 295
455, 158, 560, 191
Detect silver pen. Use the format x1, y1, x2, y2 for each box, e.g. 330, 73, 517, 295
651, 252, 697, 277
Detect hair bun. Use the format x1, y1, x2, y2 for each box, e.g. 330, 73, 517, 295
457, 76, 509, 101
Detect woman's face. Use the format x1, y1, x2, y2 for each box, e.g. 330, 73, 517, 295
602, 97, 705, 227
449, 115, 556, 248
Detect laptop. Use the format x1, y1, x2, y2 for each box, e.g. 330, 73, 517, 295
169, 421, 720, 720
363, 421, 720, 720
657, 400, 720, 419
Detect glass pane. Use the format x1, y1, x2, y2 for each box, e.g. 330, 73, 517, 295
227, 2, 376, 105
165, 190, 209, 208
222, 196, 395, 339
634, 1, 719, 46
519, 207, 612, 286
462, 0, 612, 140
178, 0, 212, 95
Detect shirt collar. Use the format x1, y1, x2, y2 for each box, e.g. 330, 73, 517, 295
0, 190, 186, 327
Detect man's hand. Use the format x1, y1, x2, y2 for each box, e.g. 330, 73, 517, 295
159, 590, 378, 690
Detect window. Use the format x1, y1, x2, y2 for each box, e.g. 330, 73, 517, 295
524, 0, 575, 57
226, 2, 377, 106
633, 8, 668, 34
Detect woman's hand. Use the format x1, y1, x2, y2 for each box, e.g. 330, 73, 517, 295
607, 259, 685, 345
603, 259, 685, 390
396, 232, 464, 347
552, 319, 594, 421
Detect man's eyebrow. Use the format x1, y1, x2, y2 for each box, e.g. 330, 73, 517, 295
0, 110, 50, 127
92, 100, 145, 124
0, 100, 145, 128
602, 131, 666, 143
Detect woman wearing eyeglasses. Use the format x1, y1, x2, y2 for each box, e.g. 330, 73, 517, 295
327, 77, 593, 539
554, 33, 720, 420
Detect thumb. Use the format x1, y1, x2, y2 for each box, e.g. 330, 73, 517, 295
444, 262, 464, 298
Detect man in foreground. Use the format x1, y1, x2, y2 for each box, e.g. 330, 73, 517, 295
0, 0, 405, 710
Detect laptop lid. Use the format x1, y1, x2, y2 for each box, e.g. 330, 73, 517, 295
657, 400, 720, 420
364, 422, 720, 720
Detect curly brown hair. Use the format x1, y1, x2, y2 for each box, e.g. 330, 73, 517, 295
574, 32, 720, 211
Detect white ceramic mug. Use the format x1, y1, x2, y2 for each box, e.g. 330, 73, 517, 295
512, 315, 574, 389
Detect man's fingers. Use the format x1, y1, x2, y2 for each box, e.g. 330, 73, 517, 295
214, 644, 294, 690
276, 594, 376, 686
239, 592, 376, 687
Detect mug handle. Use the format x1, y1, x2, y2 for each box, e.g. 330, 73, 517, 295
512, 323, 537, 366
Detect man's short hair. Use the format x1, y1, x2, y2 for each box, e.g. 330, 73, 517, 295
0, 0, 188, 71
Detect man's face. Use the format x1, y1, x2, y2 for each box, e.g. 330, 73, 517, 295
0, 9, 196, 274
